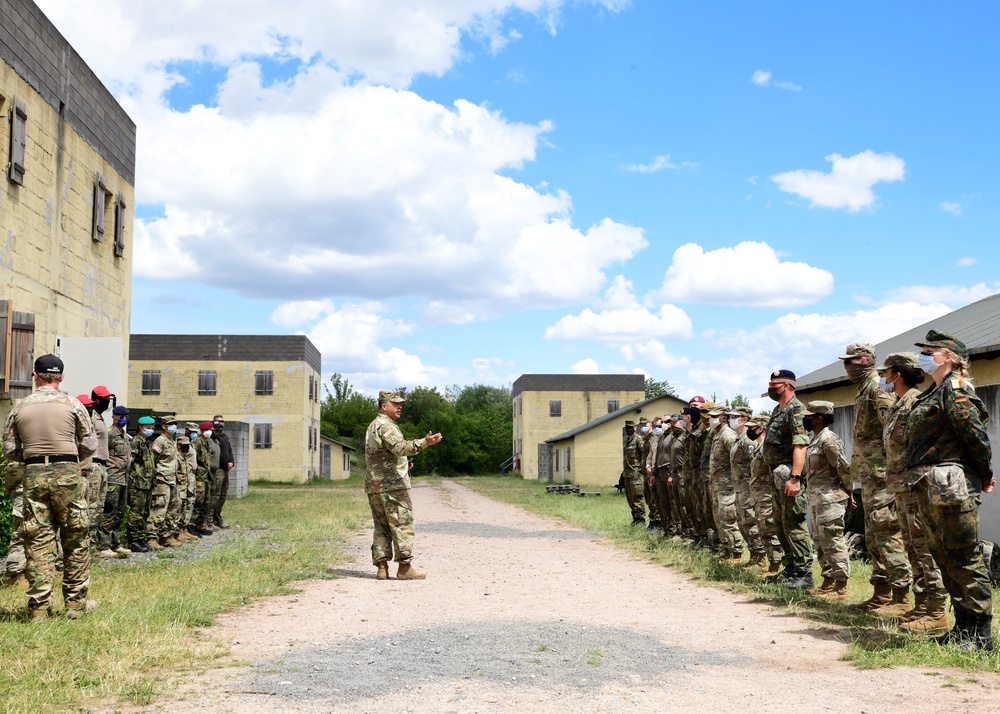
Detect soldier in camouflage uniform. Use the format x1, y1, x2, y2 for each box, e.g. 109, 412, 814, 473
905, 330, 994, 651
639, 418, 662, 530
148, 417, 181, 549
879, 352, 949, 632
181, 427, 200, 536
707, 405, 744, 560
623, 420, 645, 526
1, 474, 26, 584
698, 406, 719, 547
173, 435, 198, 542
841, 343, 911, 612
729, 407, 766, 565
652, 416, 675, 535
126, 416, 156, 551
748, 418, 783, 575
191, 424, 213, 536
365, 390, 442, 580
194, 421, 220, 532
682, 403, 708, 543
87, 386, 114, 554
97, 406, 132, 557
801, 402, 852, 600
666, 416, 690, 536
762, 369, 814, 590
2, 354, 98, 619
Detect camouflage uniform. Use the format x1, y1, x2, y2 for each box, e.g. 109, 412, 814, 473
699, 426, 718, 540
763, 394, 813, 575
3, 384, 97, 614
126, 429, 155, 544
653, 428, 674, 534
98, 423, 131, 551
195, 432, 221, 529
192, 436, 212, 529
365, 413, 430, 564
681, 423, 704, 536
805, 425, 852, 582
708, 422, 743, 556
667, 424, 690, 534
623, 427, 645, 523
2, 475, 26, 578
749, 442, 783, 566
183, 445, 198, 524
640, 428, 661, 526
87, 411, 109, 551
731, 430, 765, 558
149, 430, 179, 541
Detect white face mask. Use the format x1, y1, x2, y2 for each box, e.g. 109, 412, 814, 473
203, 429, 213, 438
652, 426, 663, 435
709, 417, 719, 428
729, 417, 741, 429
918, 352, 941, 375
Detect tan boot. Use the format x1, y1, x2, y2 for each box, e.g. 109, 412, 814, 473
114, 546, 132, 556
851, 582, 892, 611
900, 595, 950, 637
874, 587, 912, 618
396, 562, 427, 580
899, 591, 928, 623
762, 561, 781, 576
807, 576, 835, 596
376, 561, 389, 581
65, 599, 99, 620
745, 552, 765, 568
147, 539, 164, 551
817, 579, 849, 602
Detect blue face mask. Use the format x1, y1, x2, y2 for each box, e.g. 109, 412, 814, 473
116, 418, 128, 428
141, 428, 154, 437
191, 432, 200, 440
167, 425, 177, 435
879, 376, 895, 393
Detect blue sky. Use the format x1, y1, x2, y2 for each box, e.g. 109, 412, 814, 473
40, 0, 1000, 406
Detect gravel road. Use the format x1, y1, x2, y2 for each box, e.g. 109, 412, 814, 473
149, 480, 1000, 714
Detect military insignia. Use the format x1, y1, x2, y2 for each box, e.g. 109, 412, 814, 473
792, 412, 801, 417
955, 397, 967, 403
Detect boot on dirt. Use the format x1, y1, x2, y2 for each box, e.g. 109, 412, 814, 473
851, 582, 892, 611
899, 591, 927, 623
901, 595, 950, 637
65, 600, 99, 620
817, 579, 849, 602
874, 586, 911, 618
396, 562, 427, 580
376, 561, 389, 581
807, 576, 835, 597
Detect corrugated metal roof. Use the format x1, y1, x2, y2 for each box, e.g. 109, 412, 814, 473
545, 394, 686, 442
512, 374, 645, 397
797, 293, 1000, 393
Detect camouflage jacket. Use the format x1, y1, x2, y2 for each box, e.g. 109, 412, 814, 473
194, 438, 212, 482
730, 431, 756, 487
655, 431, 673, 469
129, 433, 155, 491
708, 425, 737, 490
107, 426, 131, 486
151, 433, 178, 485
749, 443, 772, 495
904, 375, 992, 485
365, 413, 426, 494
682, 424, 705, 481
851, 371, 893, 481
644, 432, 660, 470
2, 385, 97, 463
883, 387, 921, 493
623, 432, 643, 477
762, 396, 809, 467
805, 427, 850, 506
698, 428, 714, 485
667, 427, 687, 478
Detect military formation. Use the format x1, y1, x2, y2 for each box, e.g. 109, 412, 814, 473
2, 355, 235, 619
623, 330, 995, 652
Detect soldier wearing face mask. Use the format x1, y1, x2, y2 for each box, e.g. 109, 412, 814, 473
728, 407, 766, 566
148, 417, 181, 549
707, 405, 744, 561
211, 414, 234, 528
653, 416, 677, 536
681, 398, 708, 545
85, 386, 114, 554
666, 415, 691, 537
698, 403, 720, 548
126, 416, 157, 552
623, 420, 646, 526
97, 406, 132, 557
747, 417, 783, 575
641, 417, 662, 531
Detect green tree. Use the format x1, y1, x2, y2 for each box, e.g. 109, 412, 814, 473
731, 393, 750, 408
320, 373, 377, 449
645, 377, 678, 399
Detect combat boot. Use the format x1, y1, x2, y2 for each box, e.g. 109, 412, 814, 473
376, 561, 389, 580
396, 562, 427, 580
96, 549, 117, 559
901, 595, 950, 637
784, 569, 814, 591
898, 591, 927, 623
114, 546, 132, 556
129, 541, 150, 553
146, 538, 164, 551
762, 562, 783, 581
817, 579, 849, 602
65, 600, 99, 620
807, 576, 835, 597
851, 582, 892, 611
874, 587, 911, 618
935, 606, 968, 645
161, 536, 183, 548
745, 552, 765, 568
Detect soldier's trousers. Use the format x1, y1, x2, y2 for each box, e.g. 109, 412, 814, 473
655, 467, 672, 533
712, 485, 745, 556
809, 500, 850, 581
735, 480, 765, 556
771, 483, 813, 574
213, 468, 230, 525
165, 480, 183, 536
183, 471, 197, 524
368, 488, 416, 564
913, 468, 992, 616
148, 481, 178, 538
894, 489, 945, 597
644, 474, 661, 524
98, 483, 128, 550
21, 463, 91, 612
3, 486, 26, 576
126, 485, 152, 543
679, 477, 697, 535
861, 476, 910, 588
85, 463, 108, 550
624, 474, 646, 522
699, 478, 718, 536
750, 485, 784, 564
194, 470, 216, 527
668, 474, 684, 532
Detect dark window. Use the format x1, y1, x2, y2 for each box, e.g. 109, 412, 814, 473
92, 172, 109, 242
254, 423, 273, 449
549, 400, 561, 417
565, 448, 571, 471
552, 449, 559, 471
9, 97, 26, 185
141, 370, 161, 395
198, 370, 217, 395
255, 370, 274, 395
607, 399, 619, 413
114, 194, 127, 257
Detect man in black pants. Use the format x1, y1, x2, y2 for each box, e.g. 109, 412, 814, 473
211, 414, 234, 528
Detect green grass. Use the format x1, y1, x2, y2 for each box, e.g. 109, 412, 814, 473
0, 475, 369, 713
458, 474, 1000, 673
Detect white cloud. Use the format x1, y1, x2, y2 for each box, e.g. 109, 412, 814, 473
882, 282, 1000, 306
957, 257, 979, 267
620, 154, 696, 173
774, 80, 802, 91
270, 299, 336, 327
619, 340, 691, 370
294, 301, 415, 368
658, 241, 833, 307
751, 69, 801, 91
939, 201, 963, 217
771, 150, 905, 212
570, 358, 600, 374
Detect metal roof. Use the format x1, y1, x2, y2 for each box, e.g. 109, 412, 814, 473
319, 434, 356, 451
546, 394, 686, 442
797, 292, 1000, 393
512, 374, 644, 397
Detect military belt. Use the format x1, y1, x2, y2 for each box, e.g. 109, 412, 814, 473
93, 458, 108, 465
25, 454, 78, 465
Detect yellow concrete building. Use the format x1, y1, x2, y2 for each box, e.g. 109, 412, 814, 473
127, 335, 323, 484
545, 394, 687, 486
512, 374, 645, 480
319, 435, 355, 480
795, 292, 1000, 543
0, 0, 135, 419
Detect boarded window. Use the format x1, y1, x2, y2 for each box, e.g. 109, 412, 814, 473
0, 303, 35, 399
343, 453, 350, 472
254, 423, 273, 449
198, 370, 217, 395
607, 399, 619, 413
92, 173, 108, 242
8, 97, 26, 185
309, 375, 315, 402
565, 448, 571, 471
141, 370, 161, 395
114, 194, 127, 257
255, 370, 274, 395
552, 449, 559, 471
549, 400, 561, 417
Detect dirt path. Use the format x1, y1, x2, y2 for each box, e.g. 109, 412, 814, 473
152, 481, 999, 713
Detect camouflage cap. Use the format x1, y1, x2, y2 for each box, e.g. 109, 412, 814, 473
839, 342, 876, 360
707, 405, 729, 416
176, 436, 191, 445
638, 417, 649, 424
915, 329, 968, 360
803, 400, 835, 416
185, 422, 199, 431
730, 406, 753, 418
670, 414, 683, 422
378, 390, 406, 403
749, 415, 769, 426
138, 416, 155, 425
702, 400, 716, 410
160, 416, 178, 425
877, 352, 919, 371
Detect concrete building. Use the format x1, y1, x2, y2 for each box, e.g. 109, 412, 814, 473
127, 335, 322, 484
545, 394, 688, 486
512, 374, 645, 480
0, 0, 135, 420
795, 293, 1000, 542
319, 434, 355, 480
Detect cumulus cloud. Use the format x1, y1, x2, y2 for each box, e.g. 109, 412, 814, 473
270, 299, 336, 327
570, 358, 600, 374
957, 257, 979, 267
771, 150, 904, 212
619, 340, 691, 370
751, 69, 801, 91
939, 201, 963, 217
658, 242, 833, 307
620, 154, 696, 173
882, 282, 1000, 306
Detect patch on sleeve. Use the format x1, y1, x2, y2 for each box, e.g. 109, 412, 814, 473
152, 443, 163, 453
955, 396, 967, 403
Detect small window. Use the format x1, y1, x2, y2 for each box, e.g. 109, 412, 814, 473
549, 400, 561, 417
141, 370, 160, 395
517, 437, 521, 455
553, 449, 559, 470
254, 423, 273, 449
198, 370, 217, 396
255, 370, 274, 395
114, 194, 127, 257
565, 448, 571, 471
343, 453, 350, 472
9, 97, 26, 185
607, 399, 619, 413
92, 172, 111, 242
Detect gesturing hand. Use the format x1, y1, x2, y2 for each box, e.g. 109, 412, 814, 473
425, 432, 443, 446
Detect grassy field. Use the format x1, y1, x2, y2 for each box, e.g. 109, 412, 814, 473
0, 476, 369, 713
458, 475, 1000, 673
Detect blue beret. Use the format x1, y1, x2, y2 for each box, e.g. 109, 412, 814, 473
112, 406, 129, 416
770, 369, 796, 381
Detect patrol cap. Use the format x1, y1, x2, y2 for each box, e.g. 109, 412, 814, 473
91, 385, 114, 398
731, 406, 753, 418
839, 342, 876, 360
378, 390, 406, 403
769, 369, 796, 383
707, 405, 728, 416
112, 406, 129, 416
670, 413, 683, 422
803, 400, 835, 416
915, 329, 968, 360
185, 421, 199, 431
702, 400, 716, 410
877, 352, 919, 371
138, 416, 156, 425
638, 417, 649, 424
199, 421, 214, 431
76, 394, 94, 406
176, 436, 191, 445
624, 420, 635, 426
34, 354, 64, 374
160, 416, 178, 425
